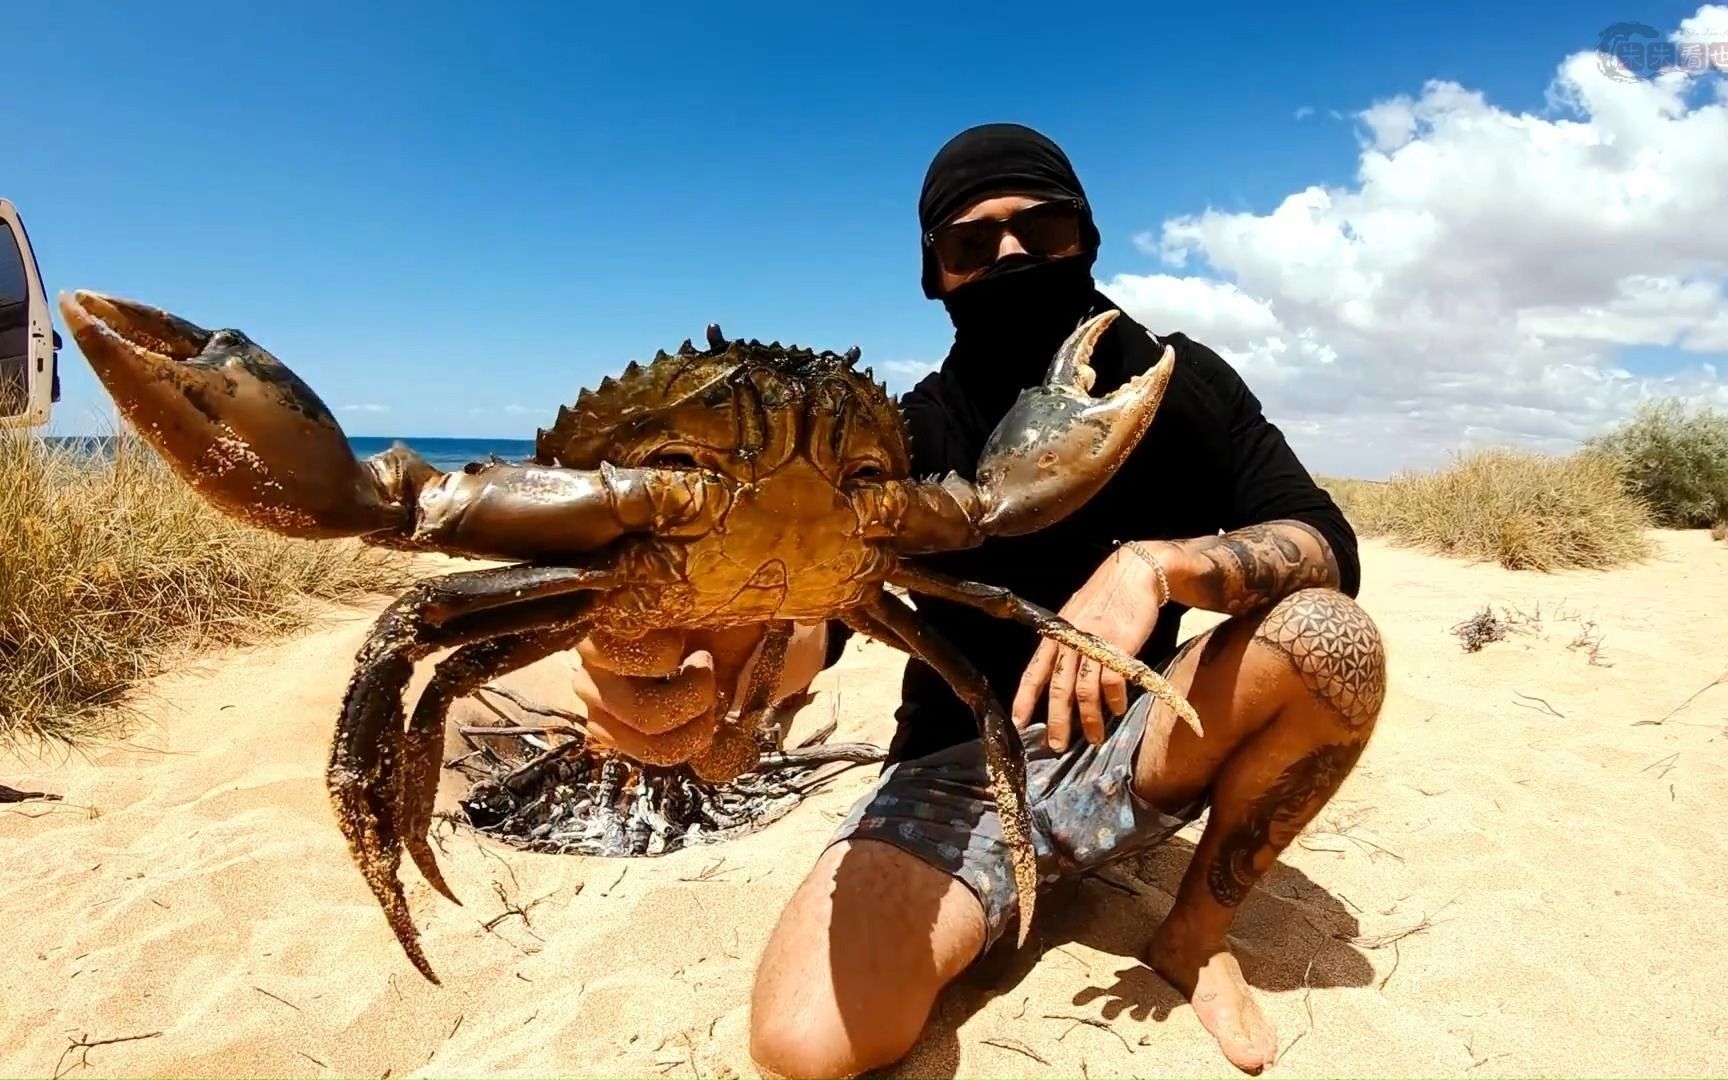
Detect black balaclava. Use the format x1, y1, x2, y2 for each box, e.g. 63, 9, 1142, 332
919, 123, 1111, 435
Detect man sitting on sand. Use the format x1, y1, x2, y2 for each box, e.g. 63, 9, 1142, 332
573, 122, 1387, 1077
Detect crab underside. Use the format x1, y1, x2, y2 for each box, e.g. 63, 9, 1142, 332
60, 287, 1200, 984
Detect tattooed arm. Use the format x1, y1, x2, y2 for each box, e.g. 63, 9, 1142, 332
1132, 337, 1359, 616
1134, 519, 1343, 616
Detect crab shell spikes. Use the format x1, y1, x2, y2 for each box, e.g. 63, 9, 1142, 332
844, 346, 862, 366
706, 323, 727, 351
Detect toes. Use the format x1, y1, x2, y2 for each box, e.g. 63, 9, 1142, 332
1218, 1014, 1277, 1074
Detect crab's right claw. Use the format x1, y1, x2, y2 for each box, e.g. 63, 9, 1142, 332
58, 290, 408, 539
892, 310, 1176, 554
974, 310, 1177, 536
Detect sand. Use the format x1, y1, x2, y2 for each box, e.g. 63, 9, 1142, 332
3, 533, 1726, 1078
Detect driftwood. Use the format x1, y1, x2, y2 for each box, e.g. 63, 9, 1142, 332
451, 685, 882, 858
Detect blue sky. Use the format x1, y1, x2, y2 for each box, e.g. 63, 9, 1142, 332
6, 0, 1723, 474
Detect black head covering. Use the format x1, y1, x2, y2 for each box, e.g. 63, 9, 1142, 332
917, 122, 1102, 299
918, 123, 1117, 442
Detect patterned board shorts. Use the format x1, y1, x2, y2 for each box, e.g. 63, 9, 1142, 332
828, 673, 1205, 956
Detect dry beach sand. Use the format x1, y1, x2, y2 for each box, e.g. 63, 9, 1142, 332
3, 534, 1726, 1078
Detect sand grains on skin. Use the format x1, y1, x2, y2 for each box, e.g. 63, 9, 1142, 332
3, 533, 1727, 1078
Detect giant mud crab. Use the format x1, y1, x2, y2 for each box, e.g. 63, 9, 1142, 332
59, 289, 1201, 982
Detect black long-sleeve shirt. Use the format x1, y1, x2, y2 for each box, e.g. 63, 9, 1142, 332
825, 309, 1359, 765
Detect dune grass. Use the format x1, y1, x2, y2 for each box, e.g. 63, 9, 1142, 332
0, 433, 418, 747
1320, 447, 1655, 572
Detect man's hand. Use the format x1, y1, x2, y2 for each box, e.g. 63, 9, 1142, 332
571, 622, 829, 767
1012, 519, 1342, 753
1012, 546, 1167, 752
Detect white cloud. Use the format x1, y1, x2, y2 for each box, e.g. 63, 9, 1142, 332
1677, 5, 1728, 58
341, 403, 390, 413
1294, 105, 1316, 121
880, 358, 940, 388
1105, 8, 1728, 478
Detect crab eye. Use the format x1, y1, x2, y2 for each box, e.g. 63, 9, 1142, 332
843, 460, 888, 485
647, 449, 701, 470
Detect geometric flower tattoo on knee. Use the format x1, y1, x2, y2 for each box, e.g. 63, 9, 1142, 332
1252, 589, 1387, 731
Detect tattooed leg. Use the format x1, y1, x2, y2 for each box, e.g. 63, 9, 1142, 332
1125, 587, 1387, 1074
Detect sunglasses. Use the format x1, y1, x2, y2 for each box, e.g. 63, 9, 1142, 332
925, 198, 1086, 276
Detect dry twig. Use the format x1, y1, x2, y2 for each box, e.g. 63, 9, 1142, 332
1282, 948, 1321, 1060
1641, 752, 1680, 781
1636, 668, 1728, 726
252, 985, 301, 1012
982, 1038, 1051, 1065
1043, 1014, 1131, 1053
1511, 691, 1566, 718
53, 1031, 163, 1079
478, 684, 589, 725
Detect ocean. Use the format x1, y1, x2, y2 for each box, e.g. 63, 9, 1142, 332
45, 435, 539, 473
345, 436, 538, 471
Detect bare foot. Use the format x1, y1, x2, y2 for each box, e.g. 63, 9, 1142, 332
1149, 923, 1278, 1073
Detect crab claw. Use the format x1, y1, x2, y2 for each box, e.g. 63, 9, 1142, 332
58, 290, 407, 539
974, 309, 1176, 535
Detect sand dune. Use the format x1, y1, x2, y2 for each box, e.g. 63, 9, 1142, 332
3, 534, 1725, 1078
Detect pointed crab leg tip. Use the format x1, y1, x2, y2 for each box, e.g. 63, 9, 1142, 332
411, 954, 443, 985
411, 855, 461, 906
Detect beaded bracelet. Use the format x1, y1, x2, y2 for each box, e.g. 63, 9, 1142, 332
1114, 539, 1171, 609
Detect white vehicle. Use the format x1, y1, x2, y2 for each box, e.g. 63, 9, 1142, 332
0, 197, 60, 430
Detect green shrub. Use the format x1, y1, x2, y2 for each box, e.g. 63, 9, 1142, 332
1589, 398, 1728, 528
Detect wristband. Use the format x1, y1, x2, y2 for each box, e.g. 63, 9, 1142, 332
1115, 540, 1170, 609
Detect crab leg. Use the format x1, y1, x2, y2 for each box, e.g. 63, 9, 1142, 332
58, 290, 723, 558
893, 309, 1178, 555
890, 564, 1203, 738
332, 563, 615, 983
399, 625, 594, 907
858, 591, 1042, 948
